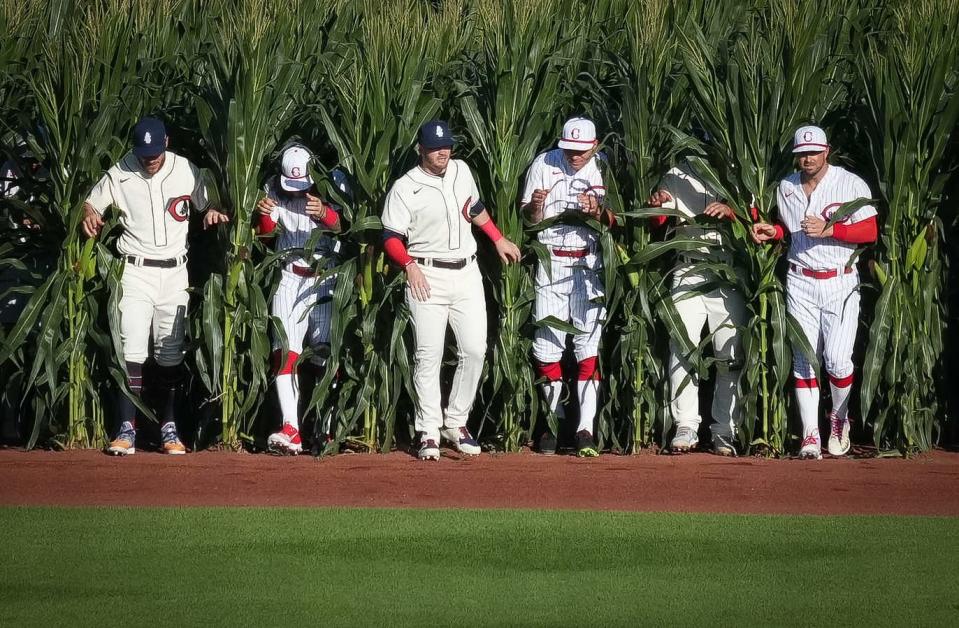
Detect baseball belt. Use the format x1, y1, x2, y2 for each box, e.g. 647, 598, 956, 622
123, 254, 188, 268
413, 254, 476, 270
789, 263, 853, 280
551, 247, 590, 258
290, 264, 318, 278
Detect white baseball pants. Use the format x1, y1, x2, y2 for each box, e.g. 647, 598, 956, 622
407, 260, 487, 438
119, 263, 188, 366
667, 268, 746, 437
532, 251, 605, 362
271, 267, 335, 361
787, 270, 859, 380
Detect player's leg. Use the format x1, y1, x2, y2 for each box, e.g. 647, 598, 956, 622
570, 261, 604, 457
532, 258, 571, 453
821, 274, 860, 456
306, 272, 336, 446
787, 273, 825, 459
152, 265, 190, 454
268, 272, 310, 453
666, 270, 709, 453
706, 284, 747, 456
109, 265, 155, 455
442, 262, 487, 455
407, 265, 450, 460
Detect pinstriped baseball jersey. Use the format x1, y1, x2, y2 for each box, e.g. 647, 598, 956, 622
777, 165, 876, 269
265, 178, 338, 267
381, 159, 480, 259
520, 149, 605, 250
85, 151, 210, 258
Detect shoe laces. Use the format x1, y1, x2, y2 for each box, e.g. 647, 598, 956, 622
161, 429, 181, 445
281, 423, 298, 437
801, 432, 819, 448
676, 426, 695, 441
829, 414, 844, 440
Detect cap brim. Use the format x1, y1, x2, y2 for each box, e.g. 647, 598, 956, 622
420, 139, 455, 149
133, 145, 165, 158
558, 139, 597, 150
792, 143, 829, 154
280, 175, 313, 192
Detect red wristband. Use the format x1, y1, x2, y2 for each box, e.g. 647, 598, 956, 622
257, 212, 277, 234
315, 204, 339, 229
383, 236, 413, 267
772, 224, 785, 241
478, 219, 503, 242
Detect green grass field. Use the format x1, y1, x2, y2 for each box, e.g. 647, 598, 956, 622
1, 508, 957, 627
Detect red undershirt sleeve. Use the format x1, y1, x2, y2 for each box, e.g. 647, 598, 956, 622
383, 234, 414, 267
832, 216, 878, 244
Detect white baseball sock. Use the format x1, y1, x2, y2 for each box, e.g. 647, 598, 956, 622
275, 374, 299, 430
577, 380, 598, 434
829, 375, 853, 422
794, 379, 820, 439
541, 381, 565, 418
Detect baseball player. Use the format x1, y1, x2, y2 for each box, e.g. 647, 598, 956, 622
255, 144, 343, 455
381, 119, 521, 461
648, 161, 747, 455
752, 125, 878, 459
521, 117, 616, 457
81, 117, 230, 455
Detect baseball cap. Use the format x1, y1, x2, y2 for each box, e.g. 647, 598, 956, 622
132, 117, 167, 158
557, 117, 597, 151
279, 145, 313, 192
792, 125, 829, 153
418, 120, 454, 149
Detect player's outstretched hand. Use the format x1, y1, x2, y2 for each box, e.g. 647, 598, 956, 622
405, 263, 431, 302
750, 222, 777, 244
495, 238, 522, 264
800, 215, 833, 238
530, 188, 549, 211
256, 196, 277, 215
81, 204, 104, 238
305, 193, 328, 220
647, 190, 672, 207
203, 209, 231, 230
704, 201, 735, 220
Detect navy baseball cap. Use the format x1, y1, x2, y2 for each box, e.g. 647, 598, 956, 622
132, 117, 167, 158
418, 119, 454, 149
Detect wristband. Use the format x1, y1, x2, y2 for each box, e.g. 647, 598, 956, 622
478, 219, 503, 242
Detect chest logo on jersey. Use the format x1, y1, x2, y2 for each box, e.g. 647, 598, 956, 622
820, 202, 850, 224
166, 195, 190, 222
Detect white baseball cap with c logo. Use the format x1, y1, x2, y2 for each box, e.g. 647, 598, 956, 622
792, 125, 829, 153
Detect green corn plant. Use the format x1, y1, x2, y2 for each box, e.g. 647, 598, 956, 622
677, 0, 858, 454
593, 0, 693, 451
305, 0, 465, 452
190, 0, 318, 449
854, 0, 959, 453
458, 0, 589, 451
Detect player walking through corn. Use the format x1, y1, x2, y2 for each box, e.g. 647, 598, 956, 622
81, 117, 230, 455
382, 119, 521, 460
255, 144, 345, 455
648, 160, 747, 456
751, 125, 878, 459
521, 117, 616, 457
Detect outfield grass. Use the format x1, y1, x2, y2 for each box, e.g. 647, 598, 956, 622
0, 508, 957, 627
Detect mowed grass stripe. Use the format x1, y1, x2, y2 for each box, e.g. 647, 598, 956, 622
0, 508, 956, 627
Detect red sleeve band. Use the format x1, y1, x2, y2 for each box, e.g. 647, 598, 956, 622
650, 215, 669, 229
832, 216, 877, 244
383, 235, 414, 267
316, 204, 339, 229
257, 212, 277, 235
478, 219, 503, 242
772, 224, 785, 241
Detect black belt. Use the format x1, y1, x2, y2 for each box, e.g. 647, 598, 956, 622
124, 255, 187, 268
413, 254, 475, 270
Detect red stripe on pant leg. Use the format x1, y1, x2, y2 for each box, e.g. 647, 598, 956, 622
577, 357, 600, 381
828, 373, 854, 388
795, 377, 819, 389
535, 361, 562, 381
272, 350, 300, 375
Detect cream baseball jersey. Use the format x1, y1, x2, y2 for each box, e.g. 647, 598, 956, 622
86, 151, 210, 258
265, 180, 338, 266
520, 149, 605, 250
659, 164, 729, 260
777, 165, 876, 269
381, 159, 480, 259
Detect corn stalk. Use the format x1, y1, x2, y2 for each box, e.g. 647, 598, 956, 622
855, 0, 959, 453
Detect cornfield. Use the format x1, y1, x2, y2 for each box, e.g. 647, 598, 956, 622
0, 0, 957, 455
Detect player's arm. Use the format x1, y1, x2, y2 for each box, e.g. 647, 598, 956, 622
81, 174, 112, 238
471, 207, 521, 264
751, 186, 786, 245
382, 229, 430, 302
519, 162, 547, 224
802, 181, 878, 243
305, 193, 342, 233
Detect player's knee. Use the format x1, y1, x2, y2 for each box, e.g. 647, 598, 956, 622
824, 355, 854, 383
535, 361, 563, 382
272, 349, 299, 375
577, 356, 600, 381
827, 371, 854, 388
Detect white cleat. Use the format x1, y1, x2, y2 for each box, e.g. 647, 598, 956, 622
827, 414, 851, 457
798, 430, 823, 460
